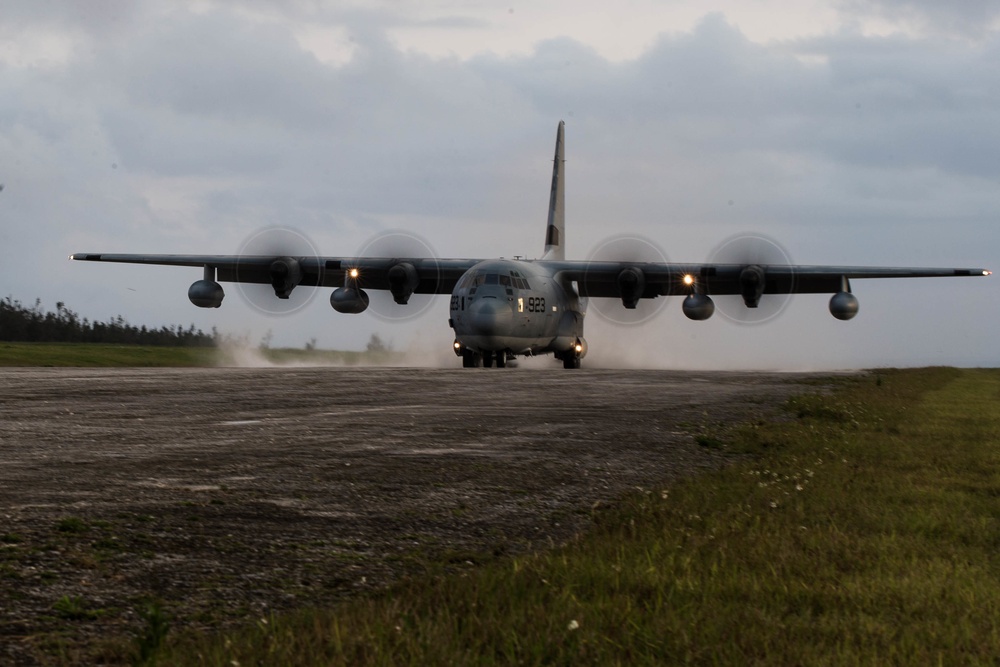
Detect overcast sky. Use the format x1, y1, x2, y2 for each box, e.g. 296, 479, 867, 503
1, 0, 997, 369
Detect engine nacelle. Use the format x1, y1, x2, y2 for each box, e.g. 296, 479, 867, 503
387, 262, 419, 305
188, 279, 224, 308
617, 267, 645, 309
829, 291, 859, 320
739, 265, 766, 308
682, 293, 715, 320
270, 257, 303, 299
330, 287, 370, 314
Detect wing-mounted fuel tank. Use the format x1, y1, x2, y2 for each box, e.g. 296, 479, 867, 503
829, 291, 859, 320
682, 293, 715, 320
189, 267, 224, 308
188, 280, 224, 308
331, 267, 370, 313
330, 287, 370, 314
829, 276, 859, 320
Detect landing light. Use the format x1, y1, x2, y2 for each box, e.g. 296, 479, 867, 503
349, 268, 359, 279
453, 341, 462, 350
574, 343, 583, 353
683, 274, 694, 286
985, 270, 993, 276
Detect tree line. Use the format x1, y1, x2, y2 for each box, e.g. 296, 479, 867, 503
0, 297, 217, 347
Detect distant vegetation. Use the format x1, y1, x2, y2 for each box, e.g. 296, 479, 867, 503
0, 298, 399, 366
0, 297, 215, 347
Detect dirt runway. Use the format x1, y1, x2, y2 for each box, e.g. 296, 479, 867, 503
0, 367, 825, 663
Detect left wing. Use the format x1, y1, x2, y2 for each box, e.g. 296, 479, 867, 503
542, 260, 990, 319
547, 260, 990, 298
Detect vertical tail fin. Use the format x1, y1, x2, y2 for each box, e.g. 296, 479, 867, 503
542, 121, 565, 260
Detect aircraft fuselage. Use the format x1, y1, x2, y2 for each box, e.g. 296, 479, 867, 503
448, 259, 586, 366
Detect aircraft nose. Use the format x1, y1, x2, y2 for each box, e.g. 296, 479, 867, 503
467, 297, 512, 334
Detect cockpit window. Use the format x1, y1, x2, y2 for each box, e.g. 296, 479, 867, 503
460, 268, 530, 291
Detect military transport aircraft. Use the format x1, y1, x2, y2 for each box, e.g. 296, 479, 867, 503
72, 122, 990, 369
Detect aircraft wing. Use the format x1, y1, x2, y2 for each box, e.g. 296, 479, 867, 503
71, 253, 990, 298
70, 253, 480, 294
544, 261, 991, 299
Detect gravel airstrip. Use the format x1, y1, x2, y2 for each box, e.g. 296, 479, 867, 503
0, 366, 826, 663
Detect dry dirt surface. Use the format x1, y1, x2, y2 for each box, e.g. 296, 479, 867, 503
0, 367, 830, 663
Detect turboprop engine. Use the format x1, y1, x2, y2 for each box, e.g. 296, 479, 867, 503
269, 257, 302, 299
617, 266, 645, 309
387, 262, 419, 305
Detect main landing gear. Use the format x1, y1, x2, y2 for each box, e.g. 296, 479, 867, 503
461, 349, 509, 368
556, 343, 583, 369
462, 349, 482, 368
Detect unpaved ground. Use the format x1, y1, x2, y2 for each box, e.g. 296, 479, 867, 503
0, 367, 829, 664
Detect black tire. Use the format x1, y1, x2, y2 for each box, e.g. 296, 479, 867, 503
496, 353, 507, 368
563, 355, 581, 369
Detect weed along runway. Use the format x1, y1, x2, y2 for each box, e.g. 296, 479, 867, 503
0, 367, 823, 661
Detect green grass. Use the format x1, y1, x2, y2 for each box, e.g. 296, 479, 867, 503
0, 342, 400, 367
0, 342, 217, 367
142, 367, 1000, 665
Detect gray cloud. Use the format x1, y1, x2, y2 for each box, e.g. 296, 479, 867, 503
1, 5, 995, 367
837, 0, 1000, 39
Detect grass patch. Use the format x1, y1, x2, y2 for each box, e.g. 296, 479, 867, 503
0, 343, 217, 367
0, 342, 401, 367
53, 595, 104, 621
101, 369, 1000, 663
55, 517, 89, 534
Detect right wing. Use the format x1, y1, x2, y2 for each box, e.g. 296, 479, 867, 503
70, 253, 481, 298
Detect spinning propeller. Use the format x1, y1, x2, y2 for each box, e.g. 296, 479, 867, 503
235, 227, 321, 316
351, 230, 440, 321
707, 233, 795, 325
585, 234, 671, 325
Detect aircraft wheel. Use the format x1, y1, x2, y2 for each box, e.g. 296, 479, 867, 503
563, 355, 581, 369
496, 353, 507, 368
483, 351, 494, 368
462, 350, 482, 368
